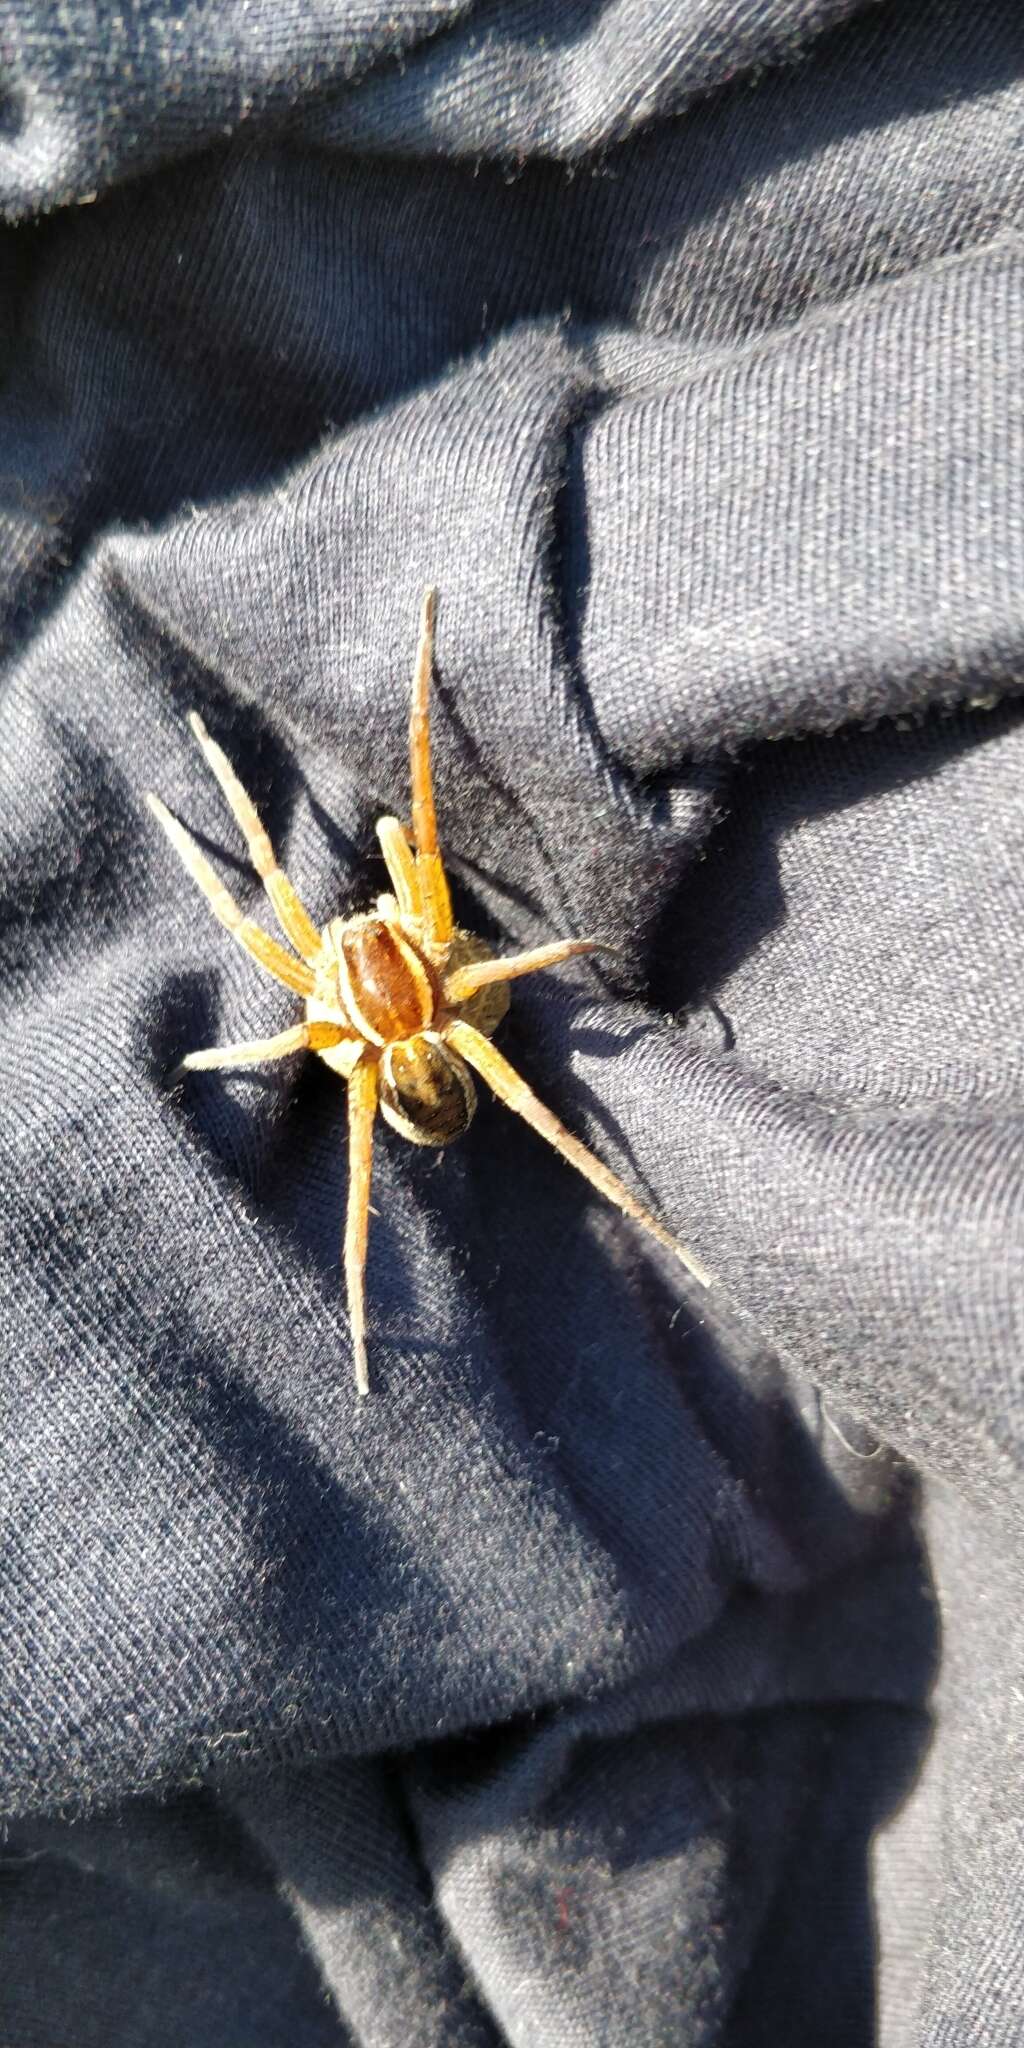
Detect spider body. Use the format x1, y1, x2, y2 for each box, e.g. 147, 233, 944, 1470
146, 588, 709, 1394
307, 912, 506, 1142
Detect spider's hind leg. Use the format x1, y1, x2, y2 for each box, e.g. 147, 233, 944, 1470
445, 1019, 712, 1289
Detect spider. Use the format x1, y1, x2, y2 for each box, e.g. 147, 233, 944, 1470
147, 589, 710, 1394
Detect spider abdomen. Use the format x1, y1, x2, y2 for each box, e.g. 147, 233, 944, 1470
379, 1035, 476, 1146
333, 914, 436, 1044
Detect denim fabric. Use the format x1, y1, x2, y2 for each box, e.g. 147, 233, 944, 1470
0, 1, 1021, 2042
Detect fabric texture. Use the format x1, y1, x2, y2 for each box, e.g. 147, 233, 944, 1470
0, 1, 1022, 2042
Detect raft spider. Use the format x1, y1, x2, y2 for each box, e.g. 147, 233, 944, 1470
147, 590, 710, 1394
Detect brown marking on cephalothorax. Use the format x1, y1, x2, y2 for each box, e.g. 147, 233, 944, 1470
331, 914, 438, 1045
379, 1033, 475, 1146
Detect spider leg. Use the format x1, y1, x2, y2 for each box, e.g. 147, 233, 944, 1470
376, 815, 422, 920
173, 1019, 350, 1080
146, 793, 315, 996
345, 1054, 379, 1398
445, 1019, 712, 1289
408, 587, 454, 951
187, 713, 323, 961
444, 938, 603, 1007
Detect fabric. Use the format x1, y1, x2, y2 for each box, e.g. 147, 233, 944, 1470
0, 0, 1022, 2041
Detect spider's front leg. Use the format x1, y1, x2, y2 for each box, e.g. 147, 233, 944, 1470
407, 588, 454, 954
146, 793, 316, 995
444, 936, 603, 1006
186, 712, 322, 961
376, 816, 421, 922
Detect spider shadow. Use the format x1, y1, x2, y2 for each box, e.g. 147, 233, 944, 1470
427, 666, 561, 940
303, 786, 370, 909
506, 988, 669, 1219
142, 966, 304, 1202
142, 966, 223, 1085
448, 847, 549, 936
134, 596, 336, 865
145, 616, 376, 929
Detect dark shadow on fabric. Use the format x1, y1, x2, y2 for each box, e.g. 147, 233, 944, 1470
448, 847, 549, 932
303, 787, 367, 901
10, 1786, 278, 1902
0, 1821, 342, 2048
632, 1250, 924, 1584
228, 1756, 504, 2045
498, 986, 668, 1203
407, 1701, 930, 2047
647, 700, 1024, 1020
545, 382, 617, 744
394, 1315, 936, 2042
429, 662, 582, 943
142, 967, 223, 1082
137, 955, 327, 1213
727, 1703, 931, 2048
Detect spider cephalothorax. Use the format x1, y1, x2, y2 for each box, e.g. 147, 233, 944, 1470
147, 589, 709, 1393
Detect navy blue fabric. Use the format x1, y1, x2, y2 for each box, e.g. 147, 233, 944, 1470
0, 2, 1022, 2042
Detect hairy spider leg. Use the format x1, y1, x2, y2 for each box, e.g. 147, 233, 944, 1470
146, 794, 315, 996
444, 937, 602, 1006
445, 1020, 713, 1289
345, 1055, 379, 1397
172, 1019, 352, 1081
408, 587, 454, 952
187, 713, 322, 961
376, 815, 421, 921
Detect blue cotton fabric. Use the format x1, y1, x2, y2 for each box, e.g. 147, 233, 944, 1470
0, 2, 1022, 2042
